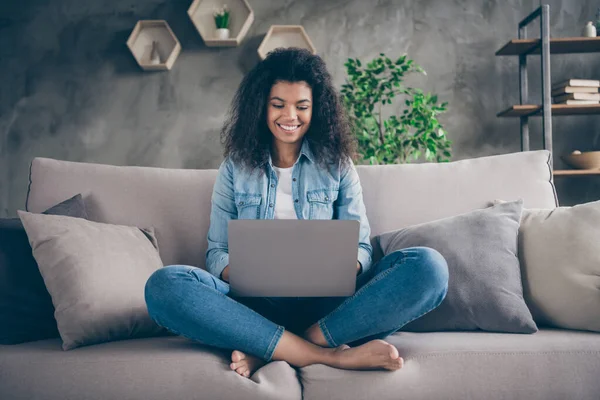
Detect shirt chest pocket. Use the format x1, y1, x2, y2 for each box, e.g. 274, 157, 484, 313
234, 193, 262, 219
307, 189, 338, 220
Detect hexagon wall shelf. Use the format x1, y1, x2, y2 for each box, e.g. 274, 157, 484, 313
127, 20, 181, 71
188, 0, 254, 47
257, 25, 317, 60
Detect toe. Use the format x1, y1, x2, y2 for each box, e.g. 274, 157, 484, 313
388, 344, 400, 360
236, 366, 248, 376
391, 357, 404, 369
231, 350, 245, 363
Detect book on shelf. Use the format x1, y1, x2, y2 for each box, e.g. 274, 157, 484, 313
553, 99, 600, 105
552, 79, 600, 90
551, 86, 600, 96
554, 92, 600, 102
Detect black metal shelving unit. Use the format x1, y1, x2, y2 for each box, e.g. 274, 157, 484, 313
496, 4, 600, 176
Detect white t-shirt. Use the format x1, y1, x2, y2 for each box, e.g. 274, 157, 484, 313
272, 165, 298, 219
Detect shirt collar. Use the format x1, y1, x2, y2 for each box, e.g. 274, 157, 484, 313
267, 138, 314, 167
300, 138, 315, 163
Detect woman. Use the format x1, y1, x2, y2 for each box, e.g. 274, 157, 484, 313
144, 48, 449, 378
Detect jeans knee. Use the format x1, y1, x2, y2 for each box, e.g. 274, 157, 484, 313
145, 265, 185, 293
412, 247, 449, 300
144, 265, 201, 316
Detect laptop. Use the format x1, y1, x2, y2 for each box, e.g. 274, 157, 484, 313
228, 219, 360, 297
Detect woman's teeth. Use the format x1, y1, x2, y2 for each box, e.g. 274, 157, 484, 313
278, 123, 300, 132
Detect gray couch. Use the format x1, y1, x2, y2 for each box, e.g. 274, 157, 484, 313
2, 150, 599, 400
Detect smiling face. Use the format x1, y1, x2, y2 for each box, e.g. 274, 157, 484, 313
266, 80, 313, 147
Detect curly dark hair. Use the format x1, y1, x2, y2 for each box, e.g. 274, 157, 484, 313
221, 47, 357, 175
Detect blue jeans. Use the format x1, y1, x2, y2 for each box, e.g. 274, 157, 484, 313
144, 246, 449, 362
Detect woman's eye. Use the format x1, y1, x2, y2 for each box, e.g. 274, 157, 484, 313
271, 104, 309, 110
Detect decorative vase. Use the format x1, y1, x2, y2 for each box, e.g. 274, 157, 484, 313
583, 21, 597, 37
149, 41, 161, 65
216, 28, 230, 39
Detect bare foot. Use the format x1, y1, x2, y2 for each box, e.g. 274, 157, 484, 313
230, 350, 267, 378
331, 339, 403, 371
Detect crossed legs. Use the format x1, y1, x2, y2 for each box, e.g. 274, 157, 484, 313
145, 247, 448, 377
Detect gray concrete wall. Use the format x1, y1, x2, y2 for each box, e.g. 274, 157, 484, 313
1, 0, 599, 217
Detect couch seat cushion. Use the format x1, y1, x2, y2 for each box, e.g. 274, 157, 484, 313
0, 336, 301, 400
299, 328, 600, 400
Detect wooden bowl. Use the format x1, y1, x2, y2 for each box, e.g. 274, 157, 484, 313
561, 151, 600, 170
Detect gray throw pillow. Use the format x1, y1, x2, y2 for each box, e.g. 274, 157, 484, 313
17, 210, 167, 350
376, 199, 537, 333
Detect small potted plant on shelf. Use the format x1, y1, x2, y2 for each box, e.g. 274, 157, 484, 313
214, 4, 230, 39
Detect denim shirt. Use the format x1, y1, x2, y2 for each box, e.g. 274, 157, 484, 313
205, 138, 373, 280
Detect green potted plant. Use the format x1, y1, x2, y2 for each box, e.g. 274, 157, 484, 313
341, 53, 452, 165
213, 4, 230, 39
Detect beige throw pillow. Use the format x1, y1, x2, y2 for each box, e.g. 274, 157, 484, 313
18, 211, 167, 350
492, 200, 600, 332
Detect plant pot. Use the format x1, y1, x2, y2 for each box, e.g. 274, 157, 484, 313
216, 28, 230, 40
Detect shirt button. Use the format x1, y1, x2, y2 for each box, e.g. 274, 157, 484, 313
269, 203, 274, 207
292, 178, 296, 182
325, 196, 329, 201
294, 199, 299, 203
271, 184, 275, 188
238, 201, 244, 206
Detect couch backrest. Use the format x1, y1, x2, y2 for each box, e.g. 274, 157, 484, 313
26, 150, 557, 269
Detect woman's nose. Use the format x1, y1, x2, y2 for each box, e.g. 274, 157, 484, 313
282, 106, 297, 120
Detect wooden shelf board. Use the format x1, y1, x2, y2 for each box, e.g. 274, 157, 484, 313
554, 169, 600, 176
496, 37, 600, 56
497, 104, 600, 117
202, 38, 241, 47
